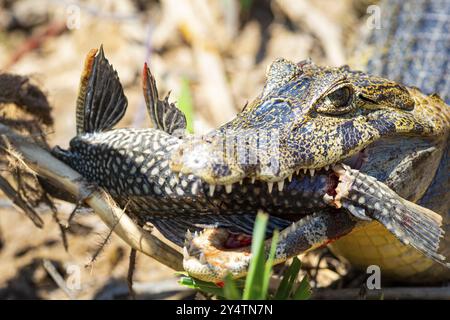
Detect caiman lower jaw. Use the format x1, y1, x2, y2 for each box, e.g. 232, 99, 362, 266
182, 228, 254, 282
182, 209, 355, 282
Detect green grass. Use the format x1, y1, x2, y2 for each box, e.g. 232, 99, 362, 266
177, 78, 194, 133
179, 212, 312, 300
240, 0, 253, 13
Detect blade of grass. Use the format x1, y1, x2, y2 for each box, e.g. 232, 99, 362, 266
273, 257, 301, 300
242, 211, 268, 300
292, 275, 311, 300
261, 230, 279, 298
223, 274, 242, 300
240, 0, 253, 12
178, 276, 225, 297
177, 78, 194, 133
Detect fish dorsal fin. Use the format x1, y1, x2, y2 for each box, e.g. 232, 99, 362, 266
76, 45, 128, 134
142, 63, 186, 137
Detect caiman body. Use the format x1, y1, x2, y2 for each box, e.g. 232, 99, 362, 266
330, 0, 450, 281
53, 0, 450, 283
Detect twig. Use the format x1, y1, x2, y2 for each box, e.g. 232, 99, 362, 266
0, 123, 183, 271
42, 259, 76, 300
275, 0, 346, 66
4, 22, 67, 70
312, 286, 450, 300
0, 175, 44, 227
127, 249, 137, 299
85, 219, 116, 268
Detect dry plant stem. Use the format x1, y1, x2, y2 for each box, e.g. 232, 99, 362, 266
0, 124, 183, 271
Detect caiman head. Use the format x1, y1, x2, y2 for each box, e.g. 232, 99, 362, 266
168, 58, 450, 282
170, 59, 450, 192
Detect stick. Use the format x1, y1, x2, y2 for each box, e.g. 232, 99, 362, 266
42, 259, 76, 300
0, 124, 183, 271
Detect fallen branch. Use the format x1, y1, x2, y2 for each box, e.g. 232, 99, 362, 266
0, 123, 183, 271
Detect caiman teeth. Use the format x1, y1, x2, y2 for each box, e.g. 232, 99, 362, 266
288, 174, 293, 182
303, 168, 307, 174
309, 169, 315, 177
183, 246, 189, 258
325, 165, 330, 171
225, 184, 233, 193
267, 182, 274, 193
199, 253, 207, 264
209, 184, 215, 197
323, 193, 334, 205
186, 229, 193, 241
290, 222, 296, 233
277, 180, 284, 191
332, 163, 345, 174
251, 177, 255, 184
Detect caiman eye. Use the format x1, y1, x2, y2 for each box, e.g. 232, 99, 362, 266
317, 86, 354, 115
326, 86, 352, 107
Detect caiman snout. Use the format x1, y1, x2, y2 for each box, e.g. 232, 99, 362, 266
169, 135, 246, 185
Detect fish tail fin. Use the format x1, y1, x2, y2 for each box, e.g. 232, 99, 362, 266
336, 165, 448, 267
375, 197, 447, 266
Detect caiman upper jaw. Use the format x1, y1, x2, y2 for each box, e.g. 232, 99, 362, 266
170, 133, 369, 196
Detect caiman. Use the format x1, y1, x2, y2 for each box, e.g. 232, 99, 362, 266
49, 0, 449, 283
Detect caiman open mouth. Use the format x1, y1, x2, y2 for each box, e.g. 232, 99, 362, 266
181, 151, 370, 282
185, 158, 362, 254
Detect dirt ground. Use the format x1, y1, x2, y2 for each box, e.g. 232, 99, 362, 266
0, 0, 375, 299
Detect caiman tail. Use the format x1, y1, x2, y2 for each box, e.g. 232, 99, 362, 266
330, 0, 450, 282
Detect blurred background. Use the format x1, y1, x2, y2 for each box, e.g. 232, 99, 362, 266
0, 0, 374, 299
